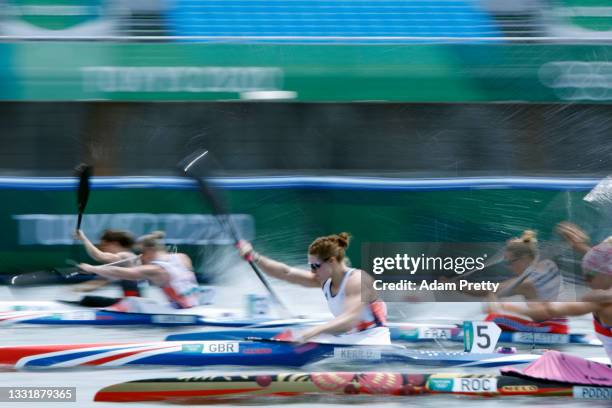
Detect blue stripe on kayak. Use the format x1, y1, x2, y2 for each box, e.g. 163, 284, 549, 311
131, 343, 330, 367
23, 345, 144, 367
22, 342, 333, 368
17, 342, 542, 368
0, 176, 601, 191
22, 312, 155, 326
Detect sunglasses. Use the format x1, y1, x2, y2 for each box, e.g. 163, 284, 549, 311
583, 271, 598, 281
309, 258, 330, 270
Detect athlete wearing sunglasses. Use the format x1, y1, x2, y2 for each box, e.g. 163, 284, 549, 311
237, 232, 390, 345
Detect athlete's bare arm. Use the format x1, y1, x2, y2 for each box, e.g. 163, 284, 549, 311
254, 255, 320, 288
237, 241, 319, 287
78, 263, 166, 285
75, 230, 129, 264
498, 301, 602, 322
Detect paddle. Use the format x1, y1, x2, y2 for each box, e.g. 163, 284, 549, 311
9, 164, 94, 286
9, 268, 74, 286
69, 163, 93, 271
245, 336, 297, 343
66, 254, 140, 269
9, 255, 141, 287
179, 150, 293, 318
75, 163, 93, 231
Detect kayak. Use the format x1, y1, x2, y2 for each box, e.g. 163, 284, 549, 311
0, 339, 572, 369
165, 322, 459, 342
166, 324, 603, 346
94, 371, 612, 402
0, 304, 602, 349
2, 304, 599, 347
0, 308, 327, 328
0, 340, 330, 369
0, 301, 602, 347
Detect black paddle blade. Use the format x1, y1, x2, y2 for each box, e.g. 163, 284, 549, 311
75, 163, 93, 229
8, 269, 65, 286
178, 150, 229, 218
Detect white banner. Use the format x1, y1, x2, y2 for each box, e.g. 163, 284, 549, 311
12, 213, 255, 245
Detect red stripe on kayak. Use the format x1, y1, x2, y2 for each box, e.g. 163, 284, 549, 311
498, 387, 571, 396
95, 388, 262, 402
0, 344, 127, 366
84, 345, 173, 366
0, 312, 48, 322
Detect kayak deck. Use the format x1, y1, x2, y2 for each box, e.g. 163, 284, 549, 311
167, 326, 602, 346
0, 305, 601, 347
94, 372, 612, 402
0, 341, 333, 369
0, 340, 557, 369
0, 309, 324, 327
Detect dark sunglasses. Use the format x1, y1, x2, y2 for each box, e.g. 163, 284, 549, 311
309, 258, 330, 270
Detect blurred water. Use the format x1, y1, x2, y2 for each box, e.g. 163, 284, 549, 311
0, 264, 608, 408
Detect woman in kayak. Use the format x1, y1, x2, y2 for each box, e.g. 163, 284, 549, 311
74, 229, 141, 300
497, 231, 563, 301
495, 237, 612, 360
456, 230, 566, 333
78, 231, 200, 312
238, 232, 390, 345
483, 230, 568, 334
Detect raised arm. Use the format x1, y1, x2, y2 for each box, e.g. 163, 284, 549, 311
556, 222, 591, 256
237, 241, 320, 288
75, 230, 125, 264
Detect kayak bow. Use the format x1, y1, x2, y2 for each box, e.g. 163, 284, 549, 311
0, 340, 329, 369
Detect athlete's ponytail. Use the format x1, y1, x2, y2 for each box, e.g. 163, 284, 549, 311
137, 230, 166, 251
309, 232, 351, 262
506, 230, 538, 260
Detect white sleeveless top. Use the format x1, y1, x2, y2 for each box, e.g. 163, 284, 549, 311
322, 268, 386, 328
151, 254, 199, 309
526, 260, 563, 301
